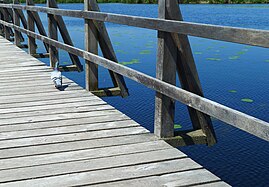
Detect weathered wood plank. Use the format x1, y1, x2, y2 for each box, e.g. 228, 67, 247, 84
0, 126, 148, 149
0, 104, 112, 119
0, 148, 183, 183
0, 133, 157, 159
90, 169, 224, 187
0, 140, 166, 170
0, 159, 202, 186
0, 114, 128, 133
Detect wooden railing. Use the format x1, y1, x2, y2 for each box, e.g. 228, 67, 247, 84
0, 0, 268, 147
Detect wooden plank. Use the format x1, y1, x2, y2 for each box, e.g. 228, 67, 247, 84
26, 0, 36, 55
154, 0, 176, 138
0, 148, 183, 183
0, 114, 128, 133
0, 94, 100, 109
0, 119, 138, 140
85, 0, 98, 91
0, 110, 121, 127
90, 169, 223, 187
8, 4, 269, 48
163, 129, 207, 147
0, 126, 148, 149
88, 0, 129, 98
0, 133, 157, 159
0, 159, 202, 186
0, 104, 112, 120
0, 139, 166, 170
91, 87, 122, 97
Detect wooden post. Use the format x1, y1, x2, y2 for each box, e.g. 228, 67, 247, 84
26, 0, 36, 55
46, 0, 83, 71
2, 7, 10, 40
85, 0, 98, 91
13, 0, 20, 46
47, 0, 58, 68
154, 0, 177, 138
157, 0, 217, 146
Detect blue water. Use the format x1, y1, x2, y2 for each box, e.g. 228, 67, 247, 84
34, 4, 269, 186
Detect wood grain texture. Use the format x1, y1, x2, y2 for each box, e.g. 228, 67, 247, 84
0, 36, 227, 186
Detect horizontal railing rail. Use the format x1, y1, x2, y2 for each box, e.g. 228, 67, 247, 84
0, 4, 269, 48
0, 2, 268, 143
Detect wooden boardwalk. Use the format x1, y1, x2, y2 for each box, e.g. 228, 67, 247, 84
0, 37, 229, 186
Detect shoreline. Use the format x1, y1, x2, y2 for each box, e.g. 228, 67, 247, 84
18, 0, 269, 4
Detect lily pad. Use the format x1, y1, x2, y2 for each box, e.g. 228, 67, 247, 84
119, 59, 140, 66
174, 124, 182, 129
114, 42, 120, 46
237, 51, 246, 55
229, 56, 240, 60
139, 50, 151, 55
116, 50, 127, 54
241, 98, 254, 103
206, 58, 221, 61
229, 90, 237, 93
194, 52, 202, 55
265, 60, 269, 62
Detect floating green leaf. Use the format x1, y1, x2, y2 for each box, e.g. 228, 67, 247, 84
139, 50, 151, 55
229, 90, 237, 93
265, 60, 269, 62
229, 56, 240, 60
237, 51, 246, 55
174, 124, 182, 129
116, 49, 127, 54
194, 52, 202, 55
241, 98, 254, 103
119, 59, 140, 66
114, 42, 120, 46
206, 47, 213, 50
206, 58, 221, 61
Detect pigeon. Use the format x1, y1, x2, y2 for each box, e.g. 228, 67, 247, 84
51, 62, 62, 89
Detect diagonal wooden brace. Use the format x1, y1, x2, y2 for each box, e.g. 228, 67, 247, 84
88, 0, 129, 98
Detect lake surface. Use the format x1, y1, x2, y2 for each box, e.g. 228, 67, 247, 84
34, 3, 269, 186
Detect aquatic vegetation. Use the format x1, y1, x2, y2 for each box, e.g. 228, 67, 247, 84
62, 61, 69, 65
114, 42, 120, 46
194, 52, 202, 55
265, 60, 269, 62
241, 98, 254, 103
139, 50, 151, 55
237, 51, 246, 55
174, 124, 182, 129
229, 56, 240, 60
206, 47, 213, 50
229, 90, 237, 93
119, 59, 139, 65
116, 49, 127, 54
206, 58, 221, 61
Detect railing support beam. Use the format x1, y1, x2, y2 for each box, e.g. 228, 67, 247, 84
85, 0, 98, 91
